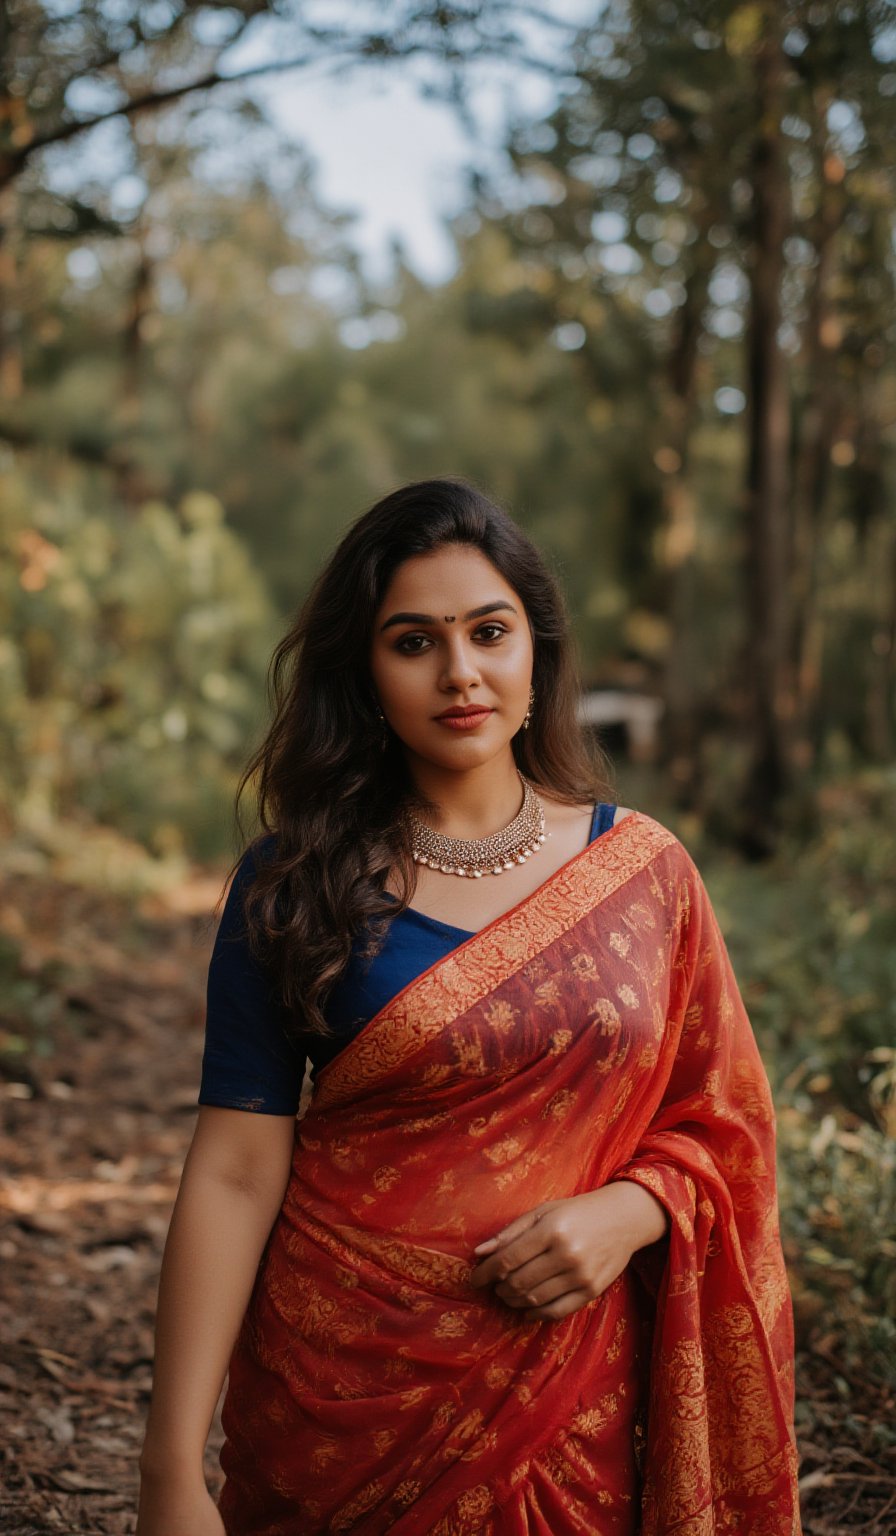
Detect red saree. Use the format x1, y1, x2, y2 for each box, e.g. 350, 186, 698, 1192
217, 812, 801, 1535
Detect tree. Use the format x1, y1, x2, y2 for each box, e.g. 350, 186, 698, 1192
464, 0, 896, 846
0, 0, 577, 402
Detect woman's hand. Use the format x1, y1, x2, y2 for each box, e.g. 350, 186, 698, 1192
136, 1465, 226, 1536
469, 1180, 669, 1323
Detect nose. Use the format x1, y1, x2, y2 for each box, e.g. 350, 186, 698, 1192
439, 634, 481, 693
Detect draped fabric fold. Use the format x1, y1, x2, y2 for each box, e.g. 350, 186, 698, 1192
217, 812, 801, 1535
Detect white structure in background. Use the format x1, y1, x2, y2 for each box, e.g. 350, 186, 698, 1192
577, 691, 665, 764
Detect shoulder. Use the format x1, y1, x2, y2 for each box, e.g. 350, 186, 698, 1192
548, 801, 635, 825
215, 832, 280, 929
621, 812, 704, 895
231, 832, 279, 887
604, 806, 700, 878
248, 831, 279, 867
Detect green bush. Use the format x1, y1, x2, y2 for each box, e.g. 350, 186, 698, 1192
1, 469, 277, 858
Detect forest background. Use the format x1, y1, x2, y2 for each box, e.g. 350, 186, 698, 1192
0, 1, 894, 1531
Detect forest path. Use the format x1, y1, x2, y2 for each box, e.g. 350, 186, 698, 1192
0, 862, 226, 1534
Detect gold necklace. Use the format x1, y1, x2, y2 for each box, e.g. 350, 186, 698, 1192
407, 773, 546, 878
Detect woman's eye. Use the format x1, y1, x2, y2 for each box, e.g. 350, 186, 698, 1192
394, 624, 506, 654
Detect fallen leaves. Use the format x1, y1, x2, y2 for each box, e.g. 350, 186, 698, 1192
0, 862, 223, 1535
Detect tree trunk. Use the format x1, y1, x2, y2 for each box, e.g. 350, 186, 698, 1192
866, 522, 896, 763
0, 0, 23, 399
122, 240, 152, 416
739, 20, 793, 856
858, 408, 894, 760
659, 219, 714, 815
789, 90, 843, 786
0, 185, 22, 399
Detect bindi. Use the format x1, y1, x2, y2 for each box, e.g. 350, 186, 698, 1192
444, 615, 455, 623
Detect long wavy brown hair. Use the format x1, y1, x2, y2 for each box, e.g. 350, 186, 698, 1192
225, 477, 615, 1041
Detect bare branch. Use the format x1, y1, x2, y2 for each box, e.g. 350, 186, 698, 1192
0, 33, 575, 190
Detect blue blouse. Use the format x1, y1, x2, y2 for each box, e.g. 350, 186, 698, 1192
198, 802, 619, 1116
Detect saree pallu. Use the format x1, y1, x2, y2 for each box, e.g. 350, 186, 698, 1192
217, 812, 801, 1535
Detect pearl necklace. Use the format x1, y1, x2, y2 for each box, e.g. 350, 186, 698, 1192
407, 773, 547, 878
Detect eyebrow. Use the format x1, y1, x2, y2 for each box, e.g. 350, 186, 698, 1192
379, 601, 518, 632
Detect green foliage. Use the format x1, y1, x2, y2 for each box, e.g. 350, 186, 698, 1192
693, 767, 896, 1367
779, 1102, 896, 1383
0, 464, 276, 859
708, 768, 896, 1095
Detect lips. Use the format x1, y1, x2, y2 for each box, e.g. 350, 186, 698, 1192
434, 706, 494, 730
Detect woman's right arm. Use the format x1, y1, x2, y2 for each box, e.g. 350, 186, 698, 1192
136, 1104, 295, 1535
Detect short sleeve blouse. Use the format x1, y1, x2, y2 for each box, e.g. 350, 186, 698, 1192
198, 802, 618, 1117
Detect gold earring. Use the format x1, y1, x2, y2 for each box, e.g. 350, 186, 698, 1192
523, 685, 534, 730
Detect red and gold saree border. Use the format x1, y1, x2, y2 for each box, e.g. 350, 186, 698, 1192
312, 810, 678, 1111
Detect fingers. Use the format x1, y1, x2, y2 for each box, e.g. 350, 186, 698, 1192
495, 1268, 579, 1310
469, 1192, 630, 1324
471, 1218, 555, 1289
476, 1213, 584, 1291
490, 1250, 559, 1301
472, 1200, 559, 1260
524, 1287, 595, 1323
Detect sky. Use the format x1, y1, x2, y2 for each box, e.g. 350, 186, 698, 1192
229, 5, 594, 287
255, 69, 503, 287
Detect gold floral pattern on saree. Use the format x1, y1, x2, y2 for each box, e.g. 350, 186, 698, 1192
312, 812, 676, 1111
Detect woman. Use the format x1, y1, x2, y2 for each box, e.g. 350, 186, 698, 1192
137, 478, 802, 1535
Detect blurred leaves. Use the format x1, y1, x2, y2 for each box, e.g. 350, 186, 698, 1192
0, 467, 276, 858
694, 768, 896, 1378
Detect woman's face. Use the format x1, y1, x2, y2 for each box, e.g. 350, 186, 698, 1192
369, 543, 534, 776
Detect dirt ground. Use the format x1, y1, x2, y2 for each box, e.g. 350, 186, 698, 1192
1, 861, 894, 1535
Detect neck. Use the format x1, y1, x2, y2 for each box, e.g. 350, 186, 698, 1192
405, 752, 525, 838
